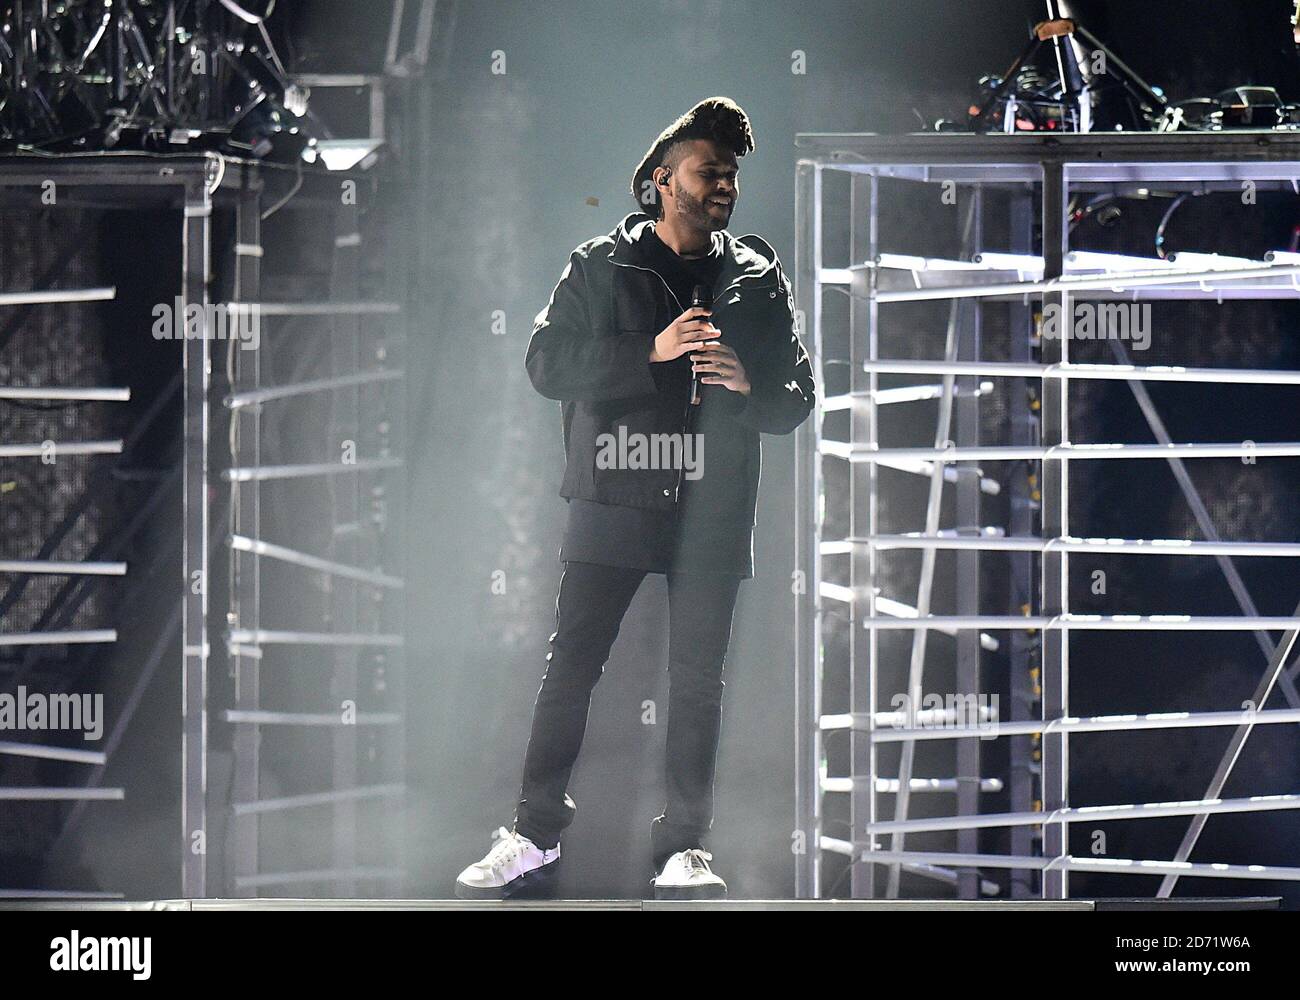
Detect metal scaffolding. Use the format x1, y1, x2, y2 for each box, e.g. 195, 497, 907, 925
220, 166, 408, 899
0, 280, 127, 894
0, 152, 407, 899
794, 131, 1300, 900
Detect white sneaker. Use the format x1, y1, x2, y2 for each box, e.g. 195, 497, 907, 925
455, 827, 560, 899
653, 848, 727, 900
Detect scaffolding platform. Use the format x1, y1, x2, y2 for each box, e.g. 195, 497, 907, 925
792, 130, 1300, 901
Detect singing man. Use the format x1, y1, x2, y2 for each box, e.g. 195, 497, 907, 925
456, 96, 815, 900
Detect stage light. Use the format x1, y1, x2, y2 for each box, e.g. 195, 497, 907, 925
304, 138, 384, 171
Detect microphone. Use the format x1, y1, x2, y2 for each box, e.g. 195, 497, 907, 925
689, 283, 713, 405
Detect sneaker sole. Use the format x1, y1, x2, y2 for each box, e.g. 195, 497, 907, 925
653, 882, 728, 901
454, 857, 560, 901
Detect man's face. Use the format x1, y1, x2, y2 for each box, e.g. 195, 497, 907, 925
657, 139, 739, 232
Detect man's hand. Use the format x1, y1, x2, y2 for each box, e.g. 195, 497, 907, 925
650, 306, 719, 363
691, 341, 750, 395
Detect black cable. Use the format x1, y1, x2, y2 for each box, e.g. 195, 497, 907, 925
1154, 191, 1192, 260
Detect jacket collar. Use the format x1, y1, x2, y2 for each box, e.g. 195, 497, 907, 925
606, 211, 775, 295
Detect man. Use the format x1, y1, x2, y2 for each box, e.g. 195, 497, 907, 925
456, 96, 815, 900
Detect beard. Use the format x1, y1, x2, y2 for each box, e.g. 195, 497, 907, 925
672, 184, 731, 232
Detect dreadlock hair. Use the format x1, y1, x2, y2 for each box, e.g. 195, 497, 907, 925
629, 96, 754, 220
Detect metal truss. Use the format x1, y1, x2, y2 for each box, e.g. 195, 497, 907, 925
0, 151, 406, 899
794, 131, 1300, 900
222, 164, 407, 900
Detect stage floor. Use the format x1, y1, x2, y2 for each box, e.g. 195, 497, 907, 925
0, 897, 1282, 911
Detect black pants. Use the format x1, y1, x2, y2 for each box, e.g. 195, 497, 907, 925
513, 560, 743, 871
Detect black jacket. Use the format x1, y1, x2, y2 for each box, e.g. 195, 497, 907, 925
525, 212, 816, 524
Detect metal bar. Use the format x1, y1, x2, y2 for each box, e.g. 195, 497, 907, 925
872, 595, 1000, 650
886, 196, 980, 898
867, 793, 1300, 835
0, 441, 123, 457
844, 442, 1300, 461
233, 867, 404, 890
867, 455, 1001, 494
224, 369, 403, 408
1067, 250, 1187, 270
290, 74, 383, 87
223, 710, 401, 726
383, 0, 406, 70
885, 250, 1280, 275
1040, 159, 1069, 900
0, 560, 127, 574
861, 359, 1300, 385
955, 186, 983, 901
223, 301, 401, 316
820, 777, 1004, 793
832, 382, 993, 406
329, 195, 362, 898
381, 129, 413, 894
0, 242, 96, 355
0, 742, 106, 764
816, 832, 998, 889
841, 848, 1038, 869
849, 168, 877, 899
1006, 186, 1037, 900
226, 629, 403, 646
0, 287, 116, 306
1069, 857, 1300, 881
793, 158, 822, 898
0, 386, 129, 401
872, 706, 998, 727
181, 174, 212, 900
1165, 250, 1263, 268
859, 705, 1300, 742
872, 252, 992, 272
0, 629, 117, 646
858, 615, 1299, 630
232, 783, 405, 815
229, 176, 263, 896
861, 535, 1300, 556
414, 0, 438, 69
0, 788, 123, 800
222, 457, 403, 482
815, 838, 997, 891
875, 262, 1300, 302
228, 535, 404, 588
857, 849, 1300, 881
824, 708, 994, 731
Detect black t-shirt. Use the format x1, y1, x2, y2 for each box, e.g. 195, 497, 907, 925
641, 224, 724, 314
560, 223, 754, 578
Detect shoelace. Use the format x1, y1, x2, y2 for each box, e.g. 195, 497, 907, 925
484, 827, 523, 868
683, 849, 714, 875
